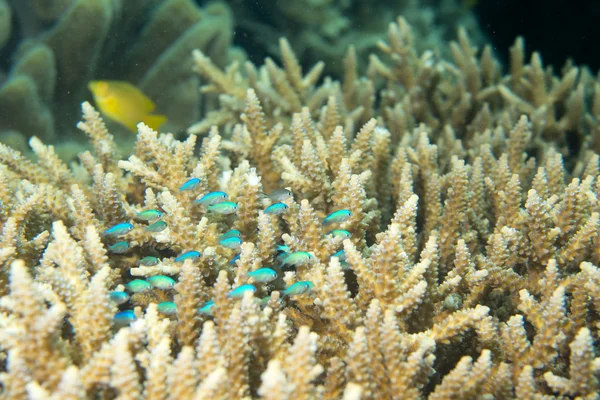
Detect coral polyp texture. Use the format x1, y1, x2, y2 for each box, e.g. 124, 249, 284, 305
2, 16, 600, 400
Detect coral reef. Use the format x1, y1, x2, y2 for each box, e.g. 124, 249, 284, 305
190, 17, 594, 157
0, 0, 233, 145
1, 14, 600, 400
228, 0, 483, 76
0, 0, 483, 151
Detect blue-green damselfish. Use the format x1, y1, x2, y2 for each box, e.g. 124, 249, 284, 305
322, 209, 352, 226
219, 236, 243, 249
207, 202, 238, 215
264, 203, 289, 215
282, 281, 314, 296
114, 310, 137, 326
228, 284, 257, 299
136, 209, 163, 221
195, 191, 228, 206
145, 220, 167, 233
104, 223, 134, 237
157, 301, 177, 315
179, 177, 201, 192
248, 268, 278, 283
147, 275, 176, 289
175, 250, 201, 262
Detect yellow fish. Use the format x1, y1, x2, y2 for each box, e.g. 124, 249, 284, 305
88, 80, 167, 132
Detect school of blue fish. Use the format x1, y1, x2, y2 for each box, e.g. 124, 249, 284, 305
103, 182, 353, 326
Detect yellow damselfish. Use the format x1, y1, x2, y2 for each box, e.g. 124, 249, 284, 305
88, 80, 167, 132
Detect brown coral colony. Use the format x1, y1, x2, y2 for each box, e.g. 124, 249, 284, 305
1, 6, 600, 400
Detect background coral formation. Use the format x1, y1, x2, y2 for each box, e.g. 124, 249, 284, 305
0, 0, 233, 153
1, 4, 600, 400
0, 0, 481, 158
222, 0, 483, 76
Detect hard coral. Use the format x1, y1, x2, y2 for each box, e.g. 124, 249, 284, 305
0, 15, 599, 400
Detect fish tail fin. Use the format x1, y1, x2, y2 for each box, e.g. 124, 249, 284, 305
142, 114, 167, 131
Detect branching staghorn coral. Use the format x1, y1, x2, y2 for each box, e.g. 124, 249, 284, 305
192, 16, 600, 165
227, 0, 483, 79
1, 16, 600, 400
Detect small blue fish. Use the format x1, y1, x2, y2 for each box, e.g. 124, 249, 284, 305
248, 268, 277, 283
276, 244, 290, 253
114, 310, 137, 326
207, 201, 238, 215
283, 281, 314, 296
179, 178, 201, 192
326, 229, 352, 239
137, 209, 163, 221
175, 250, 201, 262
261, 188, 293, 201
140, 256, 160, 266
220, 229, 241, 240
126, 279, 153, 293
332, 249, 346, 261
228, 284, 257, 299
229, 254, 241, 265
281, 251, 314, 266
259, 296, 272, 307
260, 295, 283, 308
195, 191, 229, 206
104, 223, 134, 237
145, 220, 167, 233
198, 300, 215, 316
109, 291, 129, 305
264, 203, 289, 215
147, 275, 176, 289
332, 249, 349, 270
157, 301, 177, 315
108, 241, 130, 254
276, 245, 291, 263
219, 236, 243, 249
323, 210, 352, 226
